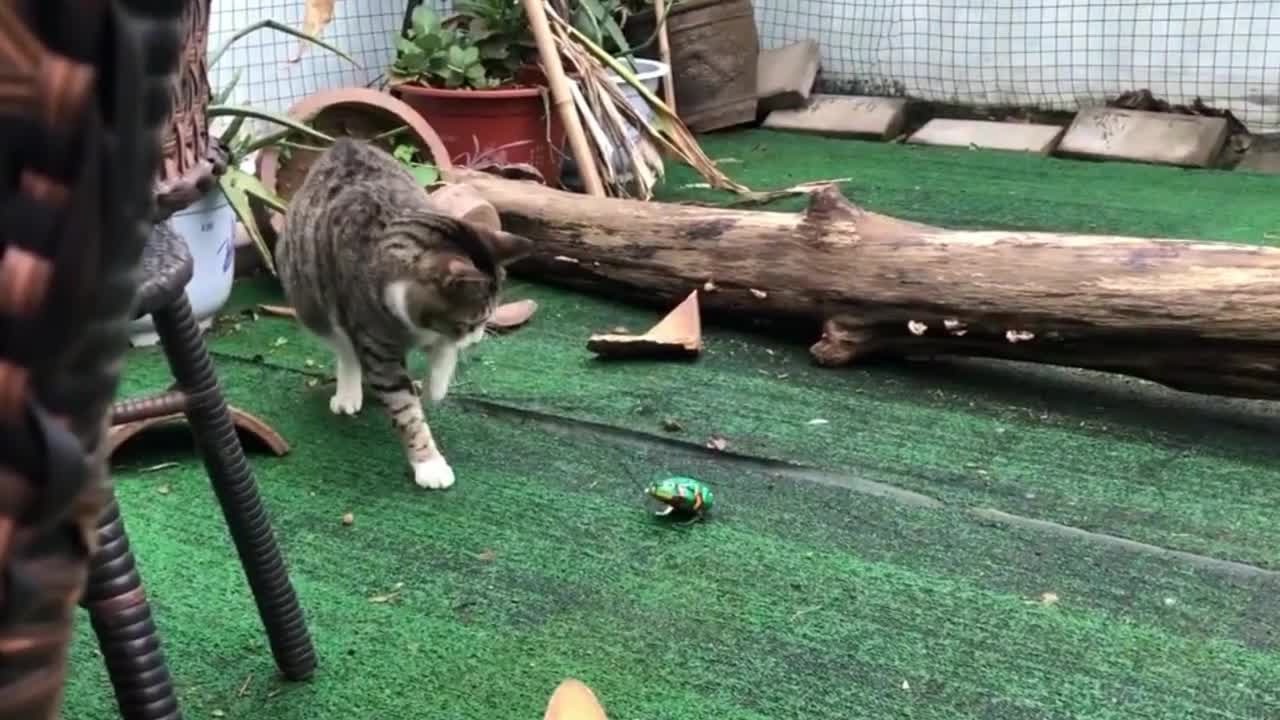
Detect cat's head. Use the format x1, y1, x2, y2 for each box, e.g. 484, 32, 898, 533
543, 679, 609, 720
402, 221, 533, 344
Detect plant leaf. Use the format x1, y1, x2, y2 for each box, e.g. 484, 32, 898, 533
218, 171, 277, 276
408, 163, 439, 186
411, 5, 441, 36
597, 16, 635, 67
393, 143, 416, 163
208, 104, 335, 144
209, 18, 359, 70
212, 68, 243, 105
396, 37, 423, 55
464, 63, 487, 84
571, 5, 603, 46
227, 166, 288, 213
218, 112, 248, 147
446, 44, 468, 69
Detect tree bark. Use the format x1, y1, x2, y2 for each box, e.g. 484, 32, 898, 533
444, 167, 1280, 400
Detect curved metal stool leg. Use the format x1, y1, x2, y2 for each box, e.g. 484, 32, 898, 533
83, 495, 183, 720
151, 293, 316, 681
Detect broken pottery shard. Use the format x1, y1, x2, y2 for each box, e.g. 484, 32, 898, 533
757, 40, 821, 114
544, 679, 608, 720
488, 299, 538, 331
587, 290, 702, 359
258, 304, 298, 319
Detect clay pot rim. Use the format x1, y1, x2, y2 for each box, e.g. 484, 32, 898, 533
256, 87, 454, 195
390, 79, 548, 100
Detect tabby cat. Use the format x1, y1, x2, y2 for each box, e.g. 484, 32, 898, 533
275, 137, 532, 490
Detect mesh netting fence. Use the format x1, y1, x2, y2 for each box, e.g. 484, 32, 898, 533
208, 0, 407, 112
754, 0, 1279, 132
210, 0, 1279, 132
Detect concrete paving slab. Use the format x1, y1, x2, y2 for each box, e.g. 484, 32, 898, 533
907, 118, 1064, 153
757, 40, 820, 114
762, 94, 907, 141
1058, 107, 1228, 167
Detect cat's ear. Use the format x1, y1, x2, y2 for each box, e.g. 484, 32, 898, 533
441, 257, 492, 304
477, 227, 534, 266
543, 679, 608, 720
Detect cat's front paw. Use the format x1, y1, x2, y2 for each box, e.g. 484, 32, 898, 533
426, 374, 450, 405
412, 455, 456, 490
329, 386, 363, 415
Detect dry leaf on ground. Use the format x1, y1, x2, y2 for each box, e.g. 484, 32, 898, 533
369, 582, 405, 604
290, 0, 335, 63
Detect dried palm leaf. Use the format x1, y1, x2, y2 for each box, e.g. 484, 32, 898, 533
552, 25, 663, 198
552, 21, 662, 198
291, 0, 337, 63
544, 4, 750, 194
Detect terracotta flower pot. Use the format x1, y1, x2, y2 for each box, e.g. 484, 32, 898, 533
253, 87, 453, 243
390, 77, 567, 187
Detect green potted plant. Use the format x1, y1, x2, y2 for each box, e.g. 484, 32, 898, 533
388, 1, 569, 185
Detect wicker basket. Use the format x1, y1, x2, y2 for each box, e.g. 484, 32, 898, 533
154, 0, 217, 219
0, 1, 186, 716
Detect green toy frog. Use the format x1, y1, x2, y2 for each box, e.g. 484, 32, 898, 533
645, 476, 715, 524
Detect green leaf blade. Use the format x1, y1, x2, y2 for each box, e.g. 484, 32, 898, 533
210, 19, 360, 70
208, 104, 334, 145
218, 171, 278, 276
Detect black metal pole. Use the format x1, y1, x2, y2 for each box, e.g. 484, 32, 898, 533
401, 0, 425, 37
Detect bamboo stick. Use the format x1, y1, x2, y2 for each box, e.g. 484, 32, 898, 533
653, 0, 676, 112
522, 0, 606, 196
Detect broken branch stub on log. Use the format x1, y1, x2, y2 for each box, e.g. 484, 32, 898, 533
444, 166, 1280, 400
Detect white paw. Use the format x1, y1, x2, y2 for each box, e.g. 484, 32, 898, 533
426, 375, 450, 405
329, 386, 362, 415
412, 455, 456, 490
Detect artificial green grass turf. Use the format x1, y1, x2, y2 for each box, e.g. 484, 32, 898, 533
64, 353, 1280, 719
207, 277, 1280, 572
664, 129, 1279, 244
62, 132, 1280, 718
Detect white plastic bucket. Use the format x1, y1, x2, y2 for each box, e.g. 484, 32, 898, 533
600, 58, 670, 169
129, 188, 236, 344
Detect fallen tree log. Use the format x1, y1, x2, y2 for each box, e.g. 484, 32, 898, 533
444, 167, 1280, 400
